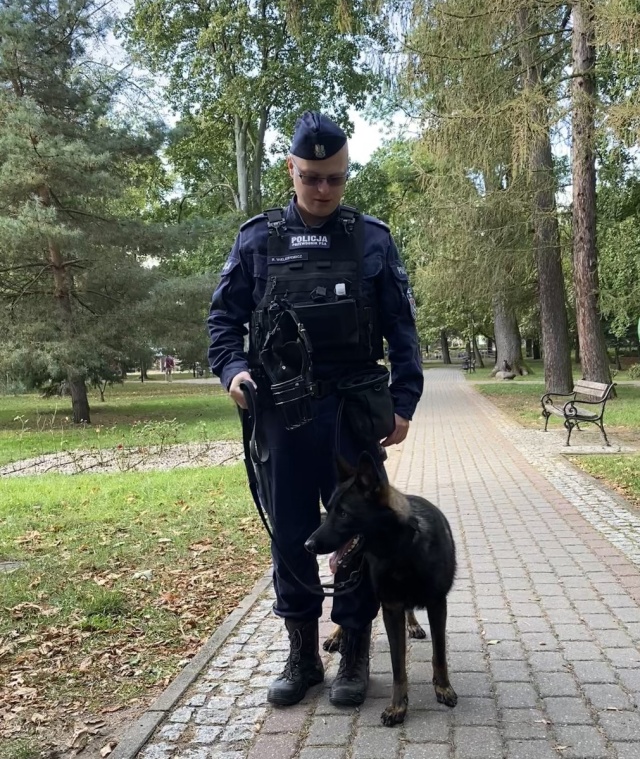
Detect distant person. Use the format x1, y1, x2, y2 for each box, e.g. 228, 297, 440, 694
165, 355, 174, 382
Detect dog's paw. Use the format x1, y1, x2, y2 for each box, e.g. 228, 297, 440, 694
435, 684, 457, 708
381, 704, 407, 726
407, 623, 427, 639
322, 633, 342, 652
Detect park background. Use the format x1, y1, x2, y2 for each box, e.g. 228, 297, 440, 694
1, 1, 640, 756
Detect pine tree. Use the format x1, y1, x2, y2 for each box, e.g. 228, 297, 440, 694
0, 0, 172, 422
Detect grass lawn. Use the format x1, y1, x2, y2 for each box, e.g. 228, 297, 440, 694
0, 379, 240, 467
0, 465, 270, 753
570, 455, 640, 511
470, 378, 640, 509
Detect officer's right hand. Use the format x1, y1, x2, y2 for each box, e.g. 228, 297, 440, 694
229, 371, 256, 409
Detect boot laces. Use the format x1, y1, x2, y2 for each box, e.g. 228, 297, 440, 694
283, 628, 303, 679
337, 632, 366, 681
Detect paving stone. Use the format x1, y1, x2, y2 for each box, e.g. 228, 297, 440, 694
553, 725, 609, 758
490, 660, 529, 682
193, 725, 223, 742
505, 741, 558, 759
495, 682, 538, 709
351, 725, 401, 758
403, 709, 451, 742
452, 697, 498, 726
305, 714, 352, 746
453, 726, 501, 759
542, 697, 593, 725
613, 744, 640, 759
298, 749, 346, 759
598, 710, 640, 741
168, 707, 194, 723
259, 705, 308, 734
247, 732, 297, 759
583, 683, 634, 710
139, 746, 172, 759
571, 661, 618, 684
219, 722, 256, 742
455, 672, 491, 698
156, 723, 188, 740
403, 744, 451, 759
173, 749, 211, 759
535, 672, 580, 698
500, 708, 550, 740
562, 642, 604, 661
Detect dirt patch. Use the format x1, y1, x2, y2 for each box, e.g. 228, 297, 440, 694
0, 441, 243, 477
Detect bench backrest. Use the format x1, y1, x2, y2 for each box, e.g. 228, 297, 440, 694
574, 380, 614, 402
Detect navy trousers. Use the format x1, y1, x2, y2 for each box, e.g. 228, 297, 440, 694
258, 394, 381, 630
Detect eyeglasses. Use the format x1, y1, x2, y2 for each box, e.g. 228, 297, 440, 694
290, 158, 349, 188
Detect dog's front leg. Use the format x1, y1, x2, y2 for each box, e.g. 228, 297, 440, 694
427, 596, 457, 707
323, 623, 343, 652
381, 603, 408, 726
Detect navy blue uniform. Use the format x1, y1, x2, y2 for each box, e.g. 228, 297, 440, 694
207, 198, 423, 627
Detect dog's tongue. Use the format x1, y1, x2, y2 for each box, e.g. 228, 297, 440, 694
329, 541, 351, 574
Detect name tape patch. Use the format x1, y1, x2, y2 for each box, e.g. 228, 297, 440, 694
289, 234, 331, 250
268, 252, 308, 265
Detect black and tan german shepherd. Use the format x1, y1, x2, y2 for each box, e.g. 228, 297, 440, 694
305, 452, 458, 726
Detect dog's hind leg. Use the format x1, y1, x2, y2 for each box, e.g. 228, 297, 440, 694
427, 596, 457, 707
380, 603, 408, 726
323, 624, 343, 652
406, 609, 426, 639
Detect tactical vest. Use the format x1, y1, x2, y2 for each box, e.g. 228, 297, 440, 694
249, 205, 383, 369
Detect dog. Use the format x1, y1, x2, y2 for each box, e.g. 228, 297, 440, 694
305, 452, 458, 726
322, 608, 426, 653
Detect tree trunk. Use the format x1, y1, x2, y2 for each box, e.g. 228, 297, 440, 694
234, 116, 250, 214
574, 333, 581, 364
518, 9, 573, 394
39, 185, 91, 423
490, 295, 527, 376
251, 106, 269, 213
533, 340, 541, 360
571, 1, 611, 384
440, 330, 451, 364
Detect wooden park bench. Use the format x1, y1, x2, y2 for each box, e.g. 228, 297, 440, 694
540, 380, 616, 446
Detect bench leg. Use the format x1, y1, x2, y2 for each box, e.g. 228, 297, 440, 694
564, 419, 575, 446
542, 410, 550, 432
597, 422, 611, 447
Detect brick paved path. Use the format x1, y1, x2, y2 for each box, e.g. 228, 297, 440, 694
127, 369, 640, 759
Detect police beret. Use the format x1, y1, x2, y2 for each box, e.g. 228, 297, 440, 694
290, 111, 347, 160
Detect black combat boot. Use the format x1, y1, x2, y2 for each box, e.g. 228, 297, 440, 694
267, 618, 324, 706
329, 623, 371, 706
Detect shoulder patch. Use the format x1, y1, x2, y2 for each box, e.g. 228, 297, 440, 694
363, 214, 390, 232
240, 212, 267, 232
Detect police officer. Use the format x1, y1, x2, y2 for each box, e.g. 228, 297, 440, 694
207, 112, 423, 708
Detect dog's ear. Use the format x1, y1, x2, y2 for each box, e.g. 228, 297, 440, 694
355, 451, 382, 494
335, 454, 356, 482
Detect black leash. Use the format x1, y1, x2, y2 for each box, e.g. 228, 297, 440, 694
239, 381, 364, 598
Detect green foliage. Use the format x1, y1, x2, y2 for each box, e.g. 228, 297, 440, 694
0, 1, 181, 413
122, 0, 385, 213
628, 364, 640, 380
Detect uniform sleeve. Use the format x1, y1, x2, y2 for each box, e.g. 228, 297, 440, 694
207, 235, 255, 390
378, 235, 424, 420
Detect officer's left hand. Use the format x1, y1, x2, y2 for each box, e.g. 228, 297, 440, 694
381, 414, 410, 447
